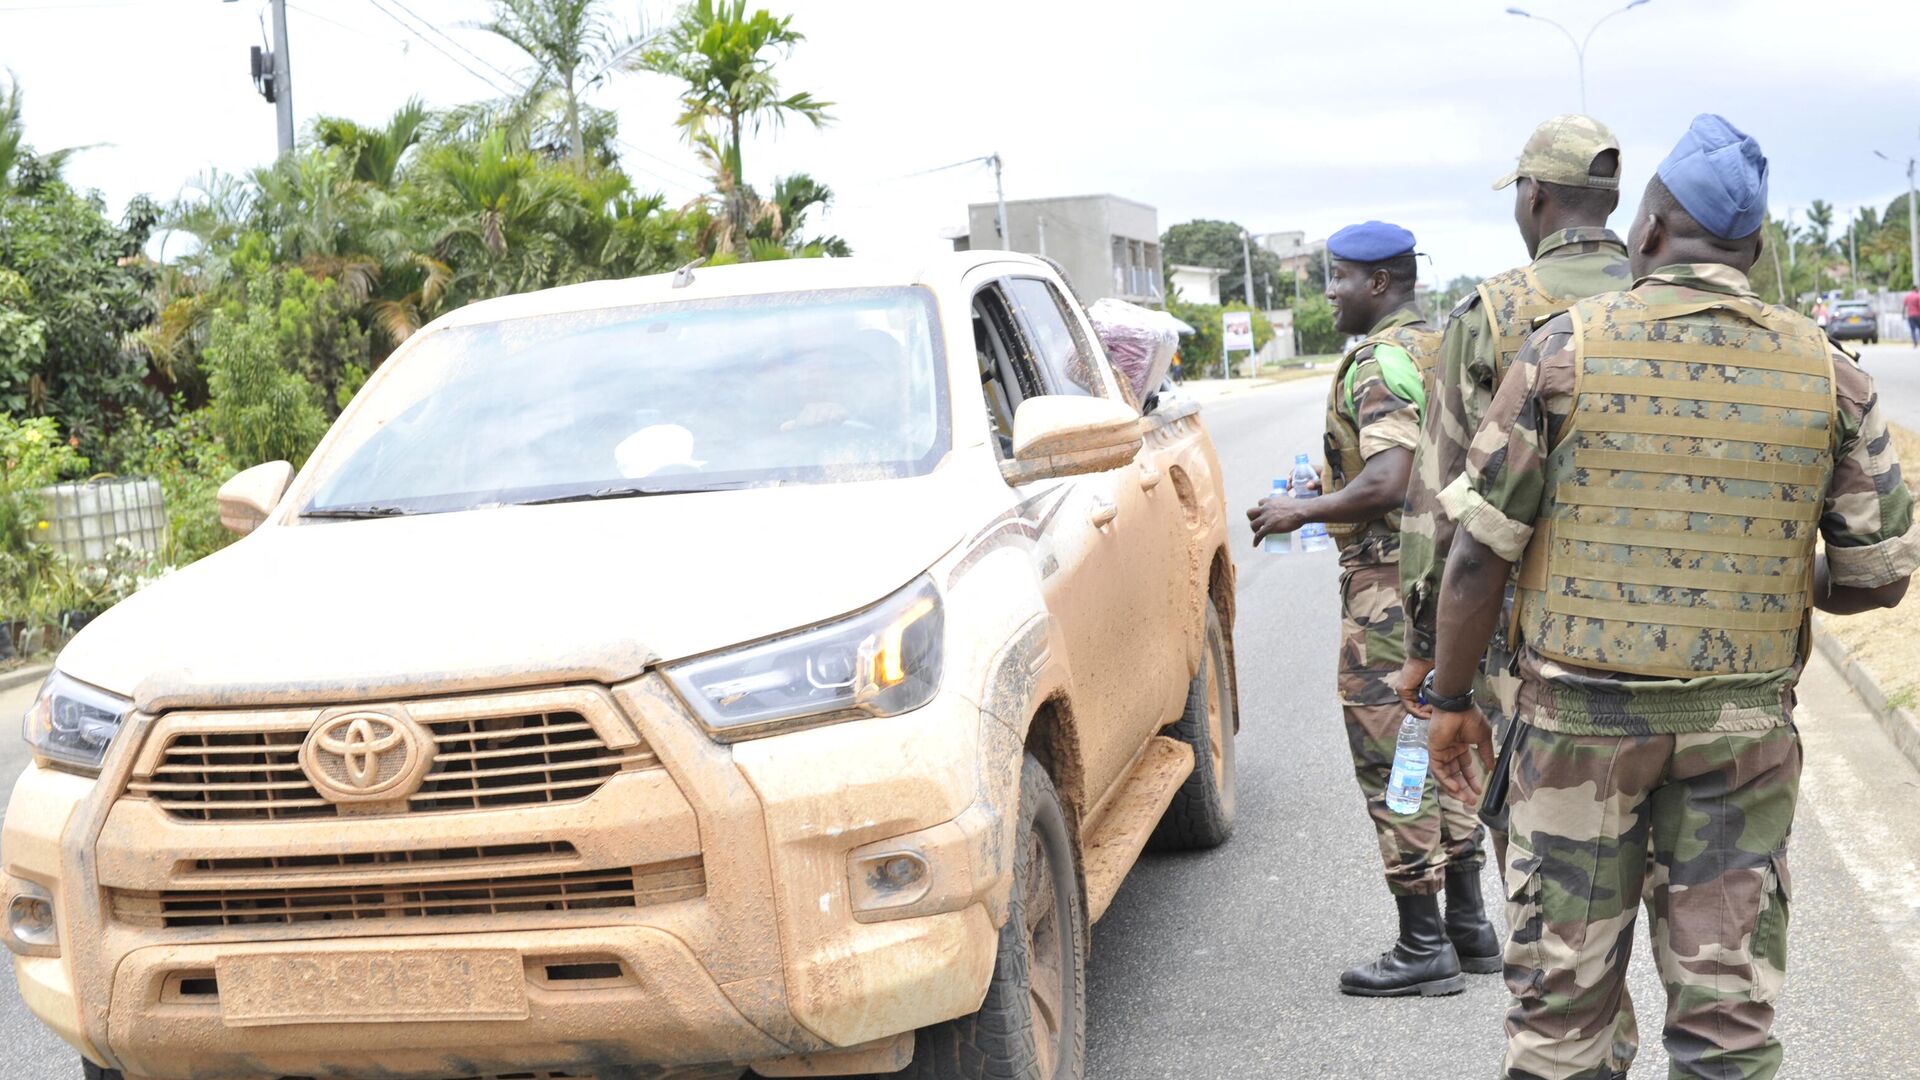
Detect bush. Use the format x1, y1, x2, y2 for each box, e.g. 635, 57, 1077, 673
1292, 295, 1342, 355
0, 413, 87, 621
1166, 298, 1274, 378
205, 305, 328, 468
107, 406, 237, 567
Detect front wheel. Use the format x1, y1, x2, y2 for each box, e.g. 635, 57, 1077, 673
1149, 597, 1237, 850
894, 755, 1086, 1080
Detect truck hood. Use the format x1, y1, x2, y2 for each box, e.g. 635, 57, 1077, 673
57, 474, 963, 713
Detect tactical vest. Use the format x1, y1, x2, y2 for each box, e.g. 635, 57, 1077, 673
1323, 320, 1441, 542
1513, 292, 1837, 678
1476, 265, 1576, 387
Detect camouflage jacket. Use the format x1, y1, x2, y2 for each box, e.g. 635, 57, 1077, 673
1438, 263, 1920, 734
1401, 227, 1630, 659
1327, 304, 1433, 568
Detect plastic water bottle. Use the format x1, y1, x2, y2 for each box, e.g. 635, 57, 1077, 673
1262, 478, 1293, 554
1291, 454, 1332, 552
1385, 714, 1430, 815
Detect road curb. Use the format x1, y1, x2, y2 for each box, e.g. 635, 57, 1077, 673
0, 662, 50, 693
1812, 623, 1920, 775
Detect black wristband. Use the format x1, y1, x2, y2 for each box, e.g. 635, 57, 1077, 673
1420, 670, 1475, 712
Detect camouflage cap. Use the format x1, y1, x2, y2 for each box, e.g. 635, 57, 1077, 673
1492, 115, 1621, 191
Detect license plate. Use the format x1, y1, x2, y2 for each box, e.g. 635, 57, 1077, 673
1848, 316, 1864, 324
216, 949, 529, 1027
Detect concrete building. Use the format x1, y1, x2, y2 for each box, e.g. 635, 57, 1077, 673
1168, 264, 1223, 306
1257, 230, 1326, 277
964, 194, 1163, 305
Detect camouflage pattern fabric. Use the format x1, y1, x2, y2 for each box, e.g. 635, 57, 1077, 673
1402, 227, 1630, 660
1502, 722, 1799, 1080
1514, 290, 1837, 679
1492, 114, 1623, 191
1324, 304, 1440, 555
1340, 562, 1483, 896
1439, 263, 1920, 735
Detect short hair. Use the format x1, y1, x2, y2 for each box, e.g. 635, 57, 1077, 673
1357, 253, 1418, 290
1537, 149, 1620, 217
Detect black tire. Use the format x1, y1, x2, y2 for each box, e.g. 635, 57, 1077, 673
894, 755, 1086, 1080
1148, 598, 1237, 850
81, 1061, 122, 1080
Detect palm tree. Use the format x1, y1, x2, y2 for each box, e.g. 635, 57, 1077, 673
636, 0, 832, 256
474, 0, 635, 172
314, 98, 431, 189
0, 71, 92, 194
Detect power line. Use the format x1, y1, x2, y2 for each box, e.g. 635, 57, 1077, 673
382, 0, 527, 93
284, 2, 378, 36
362, 0, 517, 98
618, 139, 709, 185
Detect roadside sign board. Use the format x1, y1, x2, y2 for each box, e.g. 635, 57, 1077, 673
1222, 310, 1255, 352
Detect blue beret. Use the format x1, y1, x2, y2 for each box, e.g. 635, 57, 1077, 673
1327, 220, 1416, 263
1656, 114, 1769, 240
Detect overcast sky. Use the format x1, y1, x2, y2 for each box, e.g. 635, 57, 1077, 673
5, 0, 1919, 287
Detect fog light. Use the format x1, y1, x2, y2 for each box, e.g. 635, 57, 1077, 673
848, 849, 932, 914
4, 879, 58, 957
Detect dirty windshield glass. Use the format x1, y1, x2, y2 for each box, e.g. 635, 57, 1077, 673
302, 287, 948, 515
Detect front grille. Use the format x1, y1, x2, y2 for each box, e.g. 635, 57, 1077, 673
129, 711, 657, 821
186, 842, 579, 877
113, 857, 706, 929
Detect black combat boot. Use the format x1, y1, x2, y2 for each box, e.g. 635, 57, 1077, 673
1445, 862, 1503, 974
1338, 894, 1466, 997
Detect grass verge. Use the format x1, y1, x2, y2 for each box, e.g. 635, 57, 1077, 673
1820, 422, 1920, 706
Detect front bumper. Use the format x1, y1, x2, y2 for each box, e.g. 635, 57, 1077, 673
3, 674, 1004, 1079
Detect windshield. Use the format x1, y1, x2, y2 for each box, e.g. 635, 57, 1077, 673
302, 287, 948, 516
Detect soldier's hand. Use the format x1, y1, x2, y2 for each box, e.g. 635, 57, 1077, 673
1429, 703, 1494, 803
1396, 658, 1434, 719
1246, 496, 1309, 548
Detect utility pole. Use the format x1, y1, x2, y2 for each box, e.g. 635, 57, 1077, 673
991, 153, 1009, 251
1847, 207, 1859, 291
270, 0, 293, 155
1240, 229, 1256, 307
1037, 215, 1047, 258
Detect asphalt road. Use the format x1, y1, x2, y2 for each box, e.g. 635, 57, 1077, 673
1853, 341, 1920, 431
1085, 376, 1920, 1079
3, 377, 1919, 1078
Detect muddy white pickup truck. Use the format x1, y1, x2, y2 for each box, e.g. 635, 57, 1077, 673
4, 251, 1238, 1080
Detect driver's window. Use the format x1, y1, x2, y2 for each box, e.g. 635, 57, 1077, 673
972, 284, 1038, 458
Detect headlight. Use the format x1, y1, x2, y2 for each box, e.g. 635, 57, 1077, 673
21, 672, 132, 776
664, 577, 944, 741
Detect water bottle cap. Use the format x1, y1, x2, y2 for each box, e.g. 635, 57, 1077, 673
1294, 453, 1311, 464
1273, 478, 1288, 490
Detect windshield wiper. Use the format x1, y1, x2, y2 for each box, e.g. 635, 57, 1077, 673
301, 504, 416, 519
517, 481, 753, 506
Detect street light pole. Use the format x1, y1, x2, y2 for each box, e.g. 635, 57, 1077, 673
991, 153, 1009, 251
1506, 0, 1650, 113
1873, 149, 1919, 289
270, 0, 293, 156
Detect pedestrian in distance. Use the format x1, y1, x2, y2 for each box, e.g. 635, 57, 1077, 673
1424, 114, 1918, 1080
1246, 220, 1497, 999
1904, 283, 1920, 346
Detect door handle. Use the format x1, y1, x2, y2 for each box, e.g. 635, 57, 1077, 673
1138, 465, 1162, 491
1089, 497, 1119, 528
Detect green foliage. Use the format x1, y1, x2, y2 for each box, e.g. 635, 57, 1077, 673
1292, 295, 1341, 354
1161, 220, 1285, 307
104, 406, 236, 566
478, 0, 637, 170
1429, 274, 1481, 323
0, 174, 157, 454
0, 413, 87, 617
1166, 299, 1274, 377
204, 305, 328, 468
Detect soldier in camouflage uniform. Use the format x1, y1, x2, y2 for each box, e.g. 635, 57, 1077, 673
1395, 116, 1636, 1010
1248, 221, 1493, 998
1423, 116, 1918, 1079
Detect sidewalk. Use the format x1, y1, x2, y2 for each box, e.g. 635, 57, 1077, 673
1170, 366, 1330, 405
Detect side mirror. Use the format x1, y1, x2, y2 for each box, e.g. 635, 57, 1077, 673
1000, 396, 1144, 484
217, 461, 295, 537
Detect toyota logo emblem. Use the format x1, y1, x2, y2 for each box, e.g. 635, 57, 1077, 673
300, 710, 433, 803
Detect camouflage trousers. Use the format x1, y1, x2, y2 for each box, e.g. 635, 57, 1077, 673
1339, 561, 1485, 896
1502, 723, 1800, 1080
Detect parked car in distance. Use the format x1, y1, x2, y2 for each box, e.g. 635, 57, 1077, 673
1828, 300, 1879, 344
4, 252, 1240, 1080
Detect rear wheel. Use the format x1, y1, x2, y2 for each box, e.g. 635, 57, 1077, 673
893, 755, 1085, 1080
1149, 598, 1237, 850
